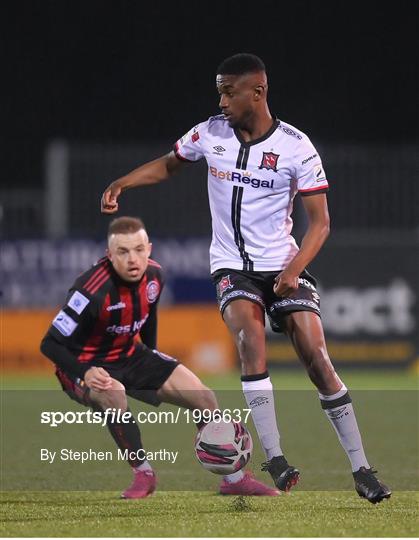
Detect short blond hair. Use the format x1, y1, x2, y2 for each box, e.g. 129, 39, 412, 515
107, 216, 146, 238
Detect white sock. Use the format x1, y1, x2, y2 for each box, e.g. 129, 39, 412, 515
223, 470, 245, 483
133, 460, 152, 472
242, 374, 282, 460
319, 385, 370, 472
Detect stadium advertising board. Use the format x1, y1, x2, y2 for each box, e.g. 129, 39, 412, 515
1, 238, 417, 367
267, 242, 418, 366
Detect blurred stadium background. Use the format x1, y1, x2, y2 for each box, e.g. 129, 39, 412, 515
2, 138, 418, 376
1, 1, 418, 380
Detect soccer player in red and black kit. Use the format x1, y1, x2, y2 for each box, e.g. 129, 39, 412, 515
41, 216, 278, 498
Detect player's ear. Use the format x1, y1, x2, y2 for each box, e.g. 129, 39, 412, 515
254, 84, 267, 101
148, 242, 153, 257
106, 247, 112, 261
254, 85, 263, 100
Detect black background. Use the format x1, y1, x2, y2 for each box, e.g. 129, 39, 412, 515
3, 0, 418, 187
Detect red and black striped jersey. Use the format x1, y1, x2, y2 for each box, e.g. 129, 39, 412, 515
45, 256, 164, 372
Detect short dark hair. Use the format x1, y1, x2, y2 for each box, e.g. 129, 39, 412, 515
107, 216, 146, 237
217, 53, 266, 76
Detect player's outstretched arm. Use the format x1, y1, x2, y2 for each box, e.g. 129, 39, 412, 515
101, 151, 184, 214
274, 193, 330, 297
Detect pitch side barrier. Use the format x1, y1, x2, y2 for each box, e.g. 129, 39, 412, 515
1, 237, 418, 368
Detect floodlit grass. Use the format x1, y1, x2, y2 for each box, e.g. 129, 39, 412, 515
2, 367, 418, 390
1, 490, 418, 537
1, 369, 418, 537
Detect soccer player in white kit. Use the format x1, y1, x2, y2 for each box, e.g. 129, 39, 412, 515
101, 53, 390, 503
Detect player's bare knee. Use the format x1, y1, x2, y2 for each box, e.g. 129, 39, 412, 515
186, 380, 218, 411
237, 328, 264, 362
197, 386, 218, 411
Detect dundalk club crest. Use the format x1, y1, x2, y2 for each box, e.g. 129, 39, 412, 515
219, 275, 234, 295
259, 152, 279, 172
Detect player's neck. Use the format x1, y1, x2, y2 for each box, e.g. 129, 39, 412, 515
237, 111, 274, 143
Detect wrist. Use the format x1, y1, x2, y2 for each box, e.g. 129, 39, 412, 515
283, 261, 304, 277
81, 365, 94, 379
112, 179, 124, 192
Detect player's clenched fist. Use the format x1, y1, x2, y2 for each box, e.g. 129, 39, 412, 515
101, 182, 122, 214
273, 270, 299, 298
84, 366, 113, 391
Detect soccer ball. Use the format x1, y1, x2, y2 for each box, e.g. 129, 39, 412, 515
194, 420, 253, 475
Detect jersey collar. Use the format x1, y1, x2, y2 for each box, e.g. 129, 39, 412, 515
233, 117, 280, 147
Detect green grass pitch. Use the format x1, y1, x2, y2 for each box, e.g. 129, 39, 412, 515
1, 368, 418, 537
1, 491, 418, 537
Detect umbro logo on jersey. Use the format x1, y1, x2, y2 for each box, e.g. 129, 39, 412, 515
213, 145, 226, 155
258, 152, 279, 172
106, 301, 126, 311
279, 125, 303, 140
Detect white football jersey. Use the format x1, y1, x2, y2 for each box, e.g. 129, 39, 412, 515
174, 115, 328, 273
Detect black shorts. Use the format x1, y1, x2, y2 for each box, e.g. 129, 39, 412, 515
56, 346, 179, 408
212, 268, 321, 333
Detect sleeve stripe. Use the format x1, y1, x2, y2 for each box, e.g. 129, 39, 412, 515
148, 259, 162, 269
173, 143, 198, 163
299, 184, 329, 193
